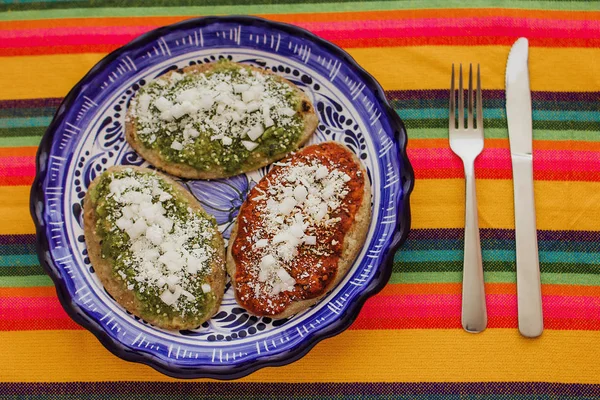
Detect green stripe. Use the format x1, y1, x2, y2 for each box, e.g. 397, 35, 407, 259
0, 274, 52, 287
3, 124, 599, 142
391, 98, 600, 112
2, 1, 600, 20
0, 265, 45, 276
0, 126, 46, 138
0, 135, 42, 147
408, 127, 600, 141
393, 261, 600, 275
390, 271, 600, 286
403, 238, 600, 253
2, 120, 597, 142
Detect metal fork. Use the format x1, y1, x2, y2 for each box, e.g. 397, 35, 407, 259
449, 64, 487, 333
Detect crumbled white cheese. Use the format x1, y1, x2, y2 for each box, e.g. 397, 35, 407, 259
293, 185, 308, 203
278, 197, 297, 215
126, 218, 148, 240
242, 140, 259, 151
255, 238, 269, 248
105, 169, 216, 312
315, 165, 329, 180
170, 140, 183, 151
241, 160, 352, 305
304, 235, 316, 245
129, 64, 303, 160
247, 124, 264, 141
154, 96, 173, 112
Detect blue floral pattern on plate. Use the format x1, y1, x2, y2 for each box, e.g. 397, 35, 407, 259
30, 16, 414, 379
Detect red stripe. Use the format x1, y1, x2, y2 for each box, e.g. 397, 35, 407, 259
5, 36, 600, 57
416, 168, 600, 181
0, 176, 34, 186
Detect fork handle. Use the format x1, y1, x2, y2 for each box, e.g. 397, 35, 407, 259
461, 163, 487, 333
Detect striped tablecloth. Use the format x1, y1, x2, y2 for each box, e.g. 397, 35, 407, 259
2, 1, 600, 397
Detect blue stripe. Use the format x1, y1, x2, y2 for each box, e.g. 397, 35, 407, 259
395, 250, 600, 264
396, 108, 600, 122
0, 254, 40, 267
0, 116, 52, 129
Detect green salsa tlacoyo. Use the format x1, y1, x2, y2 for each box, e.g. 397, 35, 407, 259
88, 167, 222, 327
127, 60, 306, 174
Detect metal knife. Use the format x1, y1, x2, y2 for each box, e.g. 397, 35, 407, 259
505, 37, 544, 338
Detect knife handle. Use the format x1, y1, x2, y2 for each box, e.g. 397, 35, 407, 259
512, 155, 544, 338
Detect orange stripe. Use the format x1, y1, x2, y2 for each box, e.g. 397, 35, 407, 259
408, 139, 600, 152
3, 9, 600, 31
379, 283, 600, 297
0, 287, 56, 298
0, 147, 38, 157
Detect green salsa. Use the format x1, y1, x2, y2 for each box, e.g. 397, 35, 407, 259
129, 60, 305, 174
90, 168, 220, 326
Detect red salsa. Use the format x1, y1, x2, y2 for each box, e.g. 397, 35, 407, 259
231, 142, 367, 316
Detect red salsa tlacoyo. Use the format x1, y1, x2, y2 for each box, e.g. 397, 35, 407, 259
231, 142, 367, 316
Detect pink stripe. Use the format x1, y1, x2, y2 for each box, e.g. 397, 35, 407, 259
301, 17, 600, 33
0, 25, 153, 39
408, 148, 600, 172
1, 17, 600, 48
1, 33, 142, 48
1, 156, 36, 176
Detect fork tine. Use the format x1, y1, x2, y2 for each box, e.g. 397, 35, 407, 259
449, 64, 455, 130
467, 64, 473, 129
458, 64, 464, 129
476, 64, 483, 129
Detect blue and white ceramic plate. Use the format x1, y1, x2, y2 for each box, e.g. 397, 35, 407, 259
30, 16, 413, 379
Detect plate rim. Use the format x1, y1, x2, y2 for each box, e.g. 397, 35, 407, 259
29, 14, 415, 380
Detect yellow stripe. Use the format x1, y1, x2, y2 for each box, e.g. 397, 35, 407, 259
2, 329, 600, 383
4, 179, 600, 235
350, 46, 600, 92
2, 46, 600, 99
0, 54, 105, 100
412, 179, 600, 231
0, 186, 35, 235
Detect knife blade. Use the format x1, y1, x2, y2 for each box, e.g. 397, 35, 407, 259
505, 37, 544, 338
